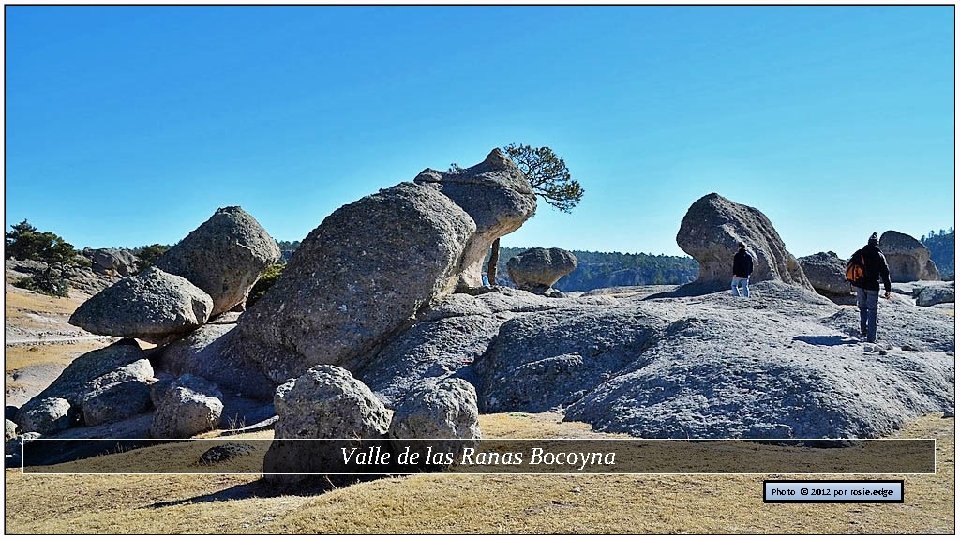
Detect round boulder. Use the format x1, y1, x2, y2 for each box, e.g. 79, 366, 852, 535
150, 374, 224, 438
262, 365, 392, 484
388, 378, 481, 460
156, 206, 281, 317
879, 231, 940, 282
506, 247, 577, 293
69, 267, 214, 343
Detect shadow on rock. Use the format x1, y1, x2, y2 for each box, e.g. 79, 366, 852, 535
792, 335, 860, 347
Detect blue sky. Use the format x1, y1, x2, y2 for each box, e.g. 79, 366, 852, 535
6, 6, 954, 258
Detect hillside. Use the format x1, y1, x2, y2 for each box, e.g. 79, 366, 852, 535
922, 228, 954, 279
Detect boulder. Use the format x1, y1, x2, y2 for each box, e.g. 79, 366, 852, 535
69, 267, 214, 343
388, 378, 481, 459
156, 206, 281, 316
799, 251, 854, 304
413, 149, 537, 289
236, 182, 475, 384
262, 365, 392, 484
16, 340, 149, 434
83, 247, 140, 277
677, 193, 813, 291
5, 420, 17, 442
18, 397, 71, 434
506, 247, 578, 294
156, 321, 275, 400
879, 231, 940, 282
915, 282, 955, 308
78, 359, 155, 426
150, 374, 224, 438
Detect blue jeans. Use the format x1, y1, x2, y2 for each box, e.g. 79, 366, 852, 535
731, 276, 750, 297
856, 287, 879, 342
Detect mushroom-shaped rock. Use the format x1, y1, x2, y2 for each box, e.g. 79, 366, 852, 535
16, 340, 150, 435
69, 267, 213, 343
388, 378, 481, 461
677, 193, 812, 290
879, 231, 940, 282
414, 149, 537, 290
506, 247, 578, 293
150, 374, 224, 438
236, 182, 476, 384
262, 365, 392, 485
156, 206, 281, 316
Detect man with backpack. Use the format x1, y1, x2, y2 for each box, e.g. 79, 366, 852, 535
731, 242, 754, 297
847, 232, 892, 343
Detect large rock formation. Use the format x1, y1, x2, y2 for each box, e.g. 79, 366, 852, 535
879, 231, 940, 282
262, 366, 392, 485
413, 149, 537, 289
235, 182, 476, 384
677, 193, 812, 291
15, 340, 150, 435
69, 267, 214, 343
156, 206, 281, 316
506, 247, 577, 294
799, 251, 853, 304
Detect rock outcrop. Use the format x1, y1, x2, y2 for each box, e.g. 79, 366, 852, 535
156, 206, 282, 316
69, 267, 214, 343
914, 282, 954, 308
506, 247, 577, 294
413, 149, 537, 289
83, 247, 140, 277
5, 420, 17, 442
15, 340, 150, 435
677, 193, 812, 291
150, 374, 224, 438
879, 231, 940, 282
262, 366, 392, 485
799, 251, 853, 304
236, 182, 476, 384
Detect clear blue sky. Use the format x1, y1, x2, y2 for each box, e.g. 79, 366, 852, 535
6, 6, 954, 258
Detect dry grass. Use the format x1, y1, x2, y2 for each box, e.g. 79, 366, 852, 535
5, 341, 108, 373
4, 413, 953, 534
4, 285, 86, 329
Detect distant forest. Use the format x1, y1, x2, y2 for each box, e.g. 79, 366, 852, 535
921, 228, 954, 280
488, 247, 698, 292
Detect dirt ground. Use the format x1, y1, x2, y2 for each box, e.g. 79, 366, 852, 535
4, 412, 953, 534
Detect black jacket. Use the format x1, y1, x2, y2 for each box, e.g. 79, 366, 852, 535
852, 245, 891, 293
732, 249, 753, 278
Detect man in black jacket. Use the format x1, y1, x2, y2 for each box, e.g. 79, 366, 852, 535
731, 242, 754, 297
851, 232, 892, 343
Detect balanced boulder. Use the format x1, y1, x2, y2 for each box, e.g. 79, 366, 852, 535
236, 182, 475, 384
879, 231, 940, 282
413, 149, 537, 290
150, 374, 224, 438
506, 247, 577, 293
677, 193, 812, 290
156, 206, 281, 316
262, 365, 392, 484
69, 267, 214, 343
799, 252, 853, 303
16, 340, 150, 435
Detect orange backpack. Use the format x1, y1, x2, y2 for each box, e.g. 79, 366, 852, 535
845, 251, 864, 284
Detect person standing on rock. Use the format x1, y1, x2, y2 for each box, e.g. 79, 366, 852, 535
850, 232, 892, 343
731, 243, 754, 297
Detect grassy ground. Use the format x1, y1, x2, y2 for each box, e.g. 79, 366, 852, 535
5, 412, 953, 534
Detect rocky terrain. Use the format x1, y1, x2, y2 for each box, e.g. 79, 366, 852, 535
5, 149, 955, 494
